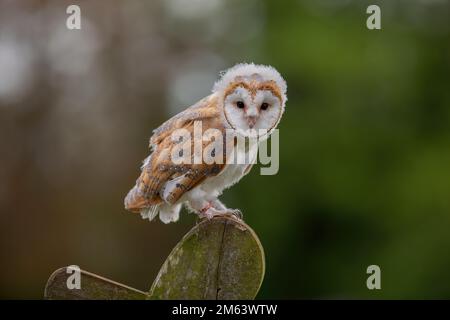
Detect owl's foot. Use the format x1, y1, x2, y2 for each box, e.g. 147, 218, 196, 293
212, 209, 243, 221
228, 209, 243, 220
198, 203, 217, 220
198, 205, 243, 221
197, 200, 243, 221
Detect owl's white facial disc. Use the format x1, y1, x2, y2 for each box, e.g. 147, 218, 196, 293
215, 63, 287, 138
223, 87, 283, 138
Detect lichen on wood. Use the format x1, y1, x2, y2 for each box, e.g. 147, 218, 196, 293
149, 215, 265, 300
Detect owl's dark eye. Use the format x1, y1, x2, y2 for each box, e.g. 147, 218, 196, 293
261, 102, 269, 110
236, 101, 245, 109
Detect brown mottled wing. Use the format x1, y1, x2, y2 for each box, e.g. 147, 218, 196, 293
150, 95, 219, 147
124, 94, 226, 213
162, 162, 224, 204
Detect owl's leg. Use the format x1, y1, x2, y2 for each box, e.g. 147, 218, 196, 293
159, 203, 182, 224
210, 198, 227, 211
187, 189, 242, 220
187, 197, 223, 220
186, 189, 216, 219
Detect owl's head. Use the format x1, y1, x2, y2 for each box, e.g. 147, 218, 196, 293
213, 63, 287, 137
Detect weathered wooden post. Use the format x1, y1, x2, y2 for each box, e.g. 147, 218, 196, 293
45, 216, 265, 300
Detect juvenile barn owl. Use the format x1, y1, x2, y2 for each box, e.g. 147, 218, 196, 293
124, 63, 287, 223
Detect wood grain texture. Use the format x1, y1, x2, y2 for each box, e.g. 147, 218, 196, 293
149, 215, 265, 300
44, 267, 147, 300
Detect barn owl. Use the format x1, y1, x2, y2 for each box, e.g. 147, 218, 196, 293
124, 63, 287, 223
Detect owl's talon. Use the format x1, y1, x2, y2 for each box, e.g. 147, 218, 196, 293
231, 209, 243, 220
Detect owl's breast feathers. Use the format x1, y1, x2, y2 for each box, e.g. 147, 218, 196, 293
125, 95, 236, 213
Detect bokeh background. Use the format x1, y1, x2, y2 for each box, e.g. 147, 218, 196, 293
1, 0, 449, 299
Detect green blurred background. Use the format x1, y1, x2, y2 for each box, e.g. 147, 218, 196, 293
1, 0, 449, 299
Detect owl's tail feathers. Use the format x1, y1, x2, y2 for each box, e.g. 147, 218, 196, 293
124, 186, 146, 212
140, 205, 160, 221
124, 186, 160, 221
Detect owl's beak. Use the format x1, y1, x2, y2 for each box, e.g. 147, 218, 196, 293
247, 116, 257, 128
